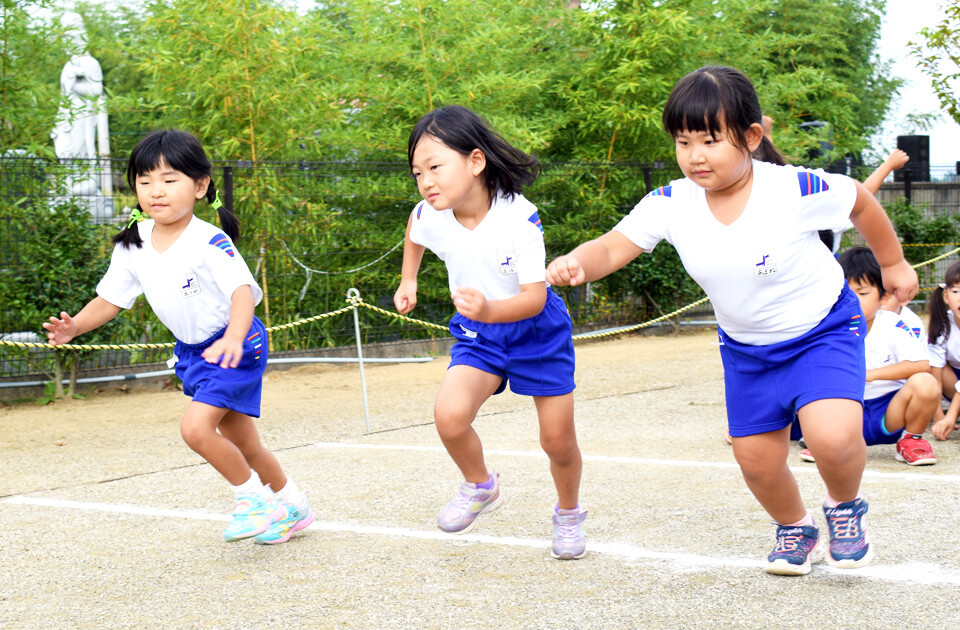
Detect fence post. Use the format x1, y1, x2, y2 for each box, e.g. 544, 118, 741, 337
222, 165, 234, 213
347, 288, 371, 432
904, 169, 912, 204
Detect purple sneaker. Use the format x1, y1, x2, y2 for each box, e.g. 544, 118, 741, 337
551, 508, 587, 560
437, 472, 502, 534
823, 497, 874, 568
765, 522, 823, 575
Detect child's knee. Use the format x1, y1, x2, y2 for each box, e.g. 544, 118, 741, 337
539, 430, 579, 463
434, 405, 472, 439
907, 372, 941, 404
179, 418, 209, 450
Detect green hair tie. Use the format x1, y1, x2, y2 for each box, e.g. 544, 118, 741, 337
211, 191, 223, 211
126, 208, 146, 229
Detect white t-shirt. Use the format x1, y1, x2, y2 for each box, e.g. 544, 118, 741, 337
895, 305, 927, 352
97, 216, 263, 344
864, 309, 930, 399
928, 310, 960, 370
614, 160, 857, 345
409, 192, 546, 301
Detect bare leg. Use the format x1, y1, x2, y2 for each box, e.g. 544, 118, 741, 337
534, 393, 581, 509
218, 410, 286, 491
798, 398, 865, 503
180, 401, 251, 485
434, 365, 503, 483
731, 426, 805, 524
882, 373, 940, 435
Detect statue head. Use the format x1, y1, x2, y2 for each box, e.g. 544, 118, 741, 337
61, 12, 88, 55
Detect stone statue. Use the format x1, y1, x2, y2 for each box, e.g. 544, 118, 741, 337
51, 12, 113, 220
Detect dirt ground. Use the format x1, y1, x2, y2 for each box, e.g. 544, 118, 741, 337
3, 330, 960, 629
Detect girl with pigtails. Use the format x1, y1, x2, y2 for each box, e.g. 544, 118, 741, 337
927, 262, 960, 440
44, 129, 312, 545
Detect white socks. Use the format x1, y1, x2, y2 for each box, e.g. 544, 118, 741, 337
230, 469, 266, 499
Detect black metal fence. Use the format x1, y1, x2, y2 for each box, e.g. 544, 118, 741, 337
2, 154, 960, 388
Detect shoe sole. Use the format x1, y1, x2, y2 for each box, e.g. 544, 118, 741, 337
799, 453, 816, 463
438, 492, 503, 535
224, 505, 285, 543
894, 453, 937, 466
825, 543, 875, 569
765, 541, 824, 576
551, 547, 586, 560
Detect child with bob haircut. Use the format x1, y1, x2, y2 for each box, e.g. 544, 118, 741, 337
394, 105, 586, 559
547, 66, 917, 575
43, 129, 312, 545
796, 247, 939, 465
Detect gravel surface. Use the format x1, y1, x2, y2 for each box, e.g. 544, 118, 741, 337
2, 331, 959, 629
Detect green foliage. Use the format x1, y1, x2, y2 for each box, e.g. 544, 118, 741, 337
0, 1, 70, 156
0, 182, 119, 396
910, 2, 960, 125
881, 197, 960, 287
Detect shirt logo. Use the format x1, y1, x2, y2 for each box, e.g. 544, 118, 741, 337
208, 233, 235, 258
497, 250, 517, 275
798, 171, 830, 196
180, 273, 201, 298
753, 251, 778, 277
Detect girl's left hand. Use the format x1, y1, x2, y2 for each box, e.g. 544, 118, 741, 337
452, 287, 487, 321
881, 259, 918, 304
202, 337, 244, 368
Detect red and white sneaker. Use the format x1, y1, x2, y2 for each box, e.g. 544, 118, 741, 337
895, 434, 937, 466
798, 438, 816, 463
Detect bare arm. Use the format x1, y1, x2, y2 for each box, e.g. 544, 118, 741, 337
394, 211, 425, 314
866, 360, 929, 383
546, 230, 644, 287
452, 282, 547, 324
201, 285, 255, 368
849, 180, 917, 302
43, 296, 121, 345
862, 149, 909, 195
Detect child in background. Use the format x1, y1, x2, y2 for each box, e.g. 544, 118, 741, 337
394, 105, 586, 560
43, 129, 312, 545
547, 66, 917, 575
927, 262, 960, 440
799, 247, 938, 465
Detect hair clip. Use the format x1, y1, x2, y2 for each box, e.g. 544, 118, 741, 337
211, 191, 223, 211
941, 283, 947, 290
126, 207, 146, 229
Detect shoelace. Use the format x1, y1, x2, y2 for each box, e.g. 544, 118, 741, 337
828, 517, 861, 540
555, 516, 582, 541
774, 533, 802, 553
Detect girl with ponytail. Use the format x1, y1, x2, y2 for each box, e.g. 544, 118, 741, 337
43, 129, 313, 545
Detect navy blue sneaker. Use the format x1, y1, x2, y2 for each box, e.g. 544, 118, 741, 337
823, 497, 874, 568
766, 522, 824, 575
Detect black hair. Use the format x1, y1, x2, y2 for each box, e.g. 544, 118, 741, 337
928, 262, 960, 344
114, 129, 238, 248
837, 246, 883, 292
407, 105, 540, 201
663, 65, 786, 166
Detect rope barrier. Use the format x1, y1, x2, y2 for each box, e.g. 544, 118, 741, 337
3, 244, 959, 353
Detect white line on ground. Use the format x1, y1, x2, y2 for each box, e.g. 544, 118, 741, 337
310, 441, 960, 484
3, 495, 959, 586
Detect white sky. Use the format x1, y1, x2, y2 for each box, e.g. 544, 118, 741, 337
873, 0, 957, 168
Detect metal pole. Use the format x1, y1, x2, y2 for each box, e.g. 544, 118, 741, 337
347, 288, 370, 432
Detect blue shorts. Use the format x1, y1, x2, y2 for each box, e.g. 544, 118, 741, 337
862, 390, 901, 445
449, 289, 575, 397
720, 285, 866, 437
173, 317, 267, 417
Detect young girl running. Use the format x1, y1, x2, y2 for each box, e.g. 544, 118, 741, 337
547, 66, 917, 575
926, 262, 960, 441
394, 105, 586, 559
43, 129, 312, 545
